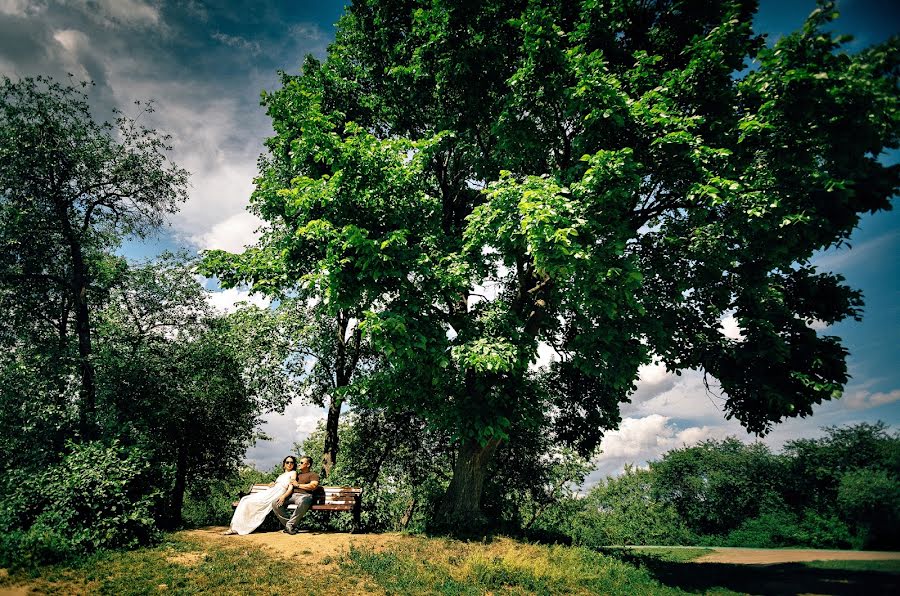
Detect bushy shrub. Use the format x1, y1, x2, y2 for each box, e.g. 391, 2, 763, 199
0, 440, 167, 568
837, 468, 900, 549
569, 467, 693, 547
723, 506, 854, 549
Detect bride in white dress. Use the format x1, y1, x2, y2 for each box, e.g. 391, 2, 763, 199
224, 456, 297, 535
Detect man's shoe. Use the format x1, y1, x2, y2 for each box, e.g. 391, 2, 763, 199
283, 528, 297, 535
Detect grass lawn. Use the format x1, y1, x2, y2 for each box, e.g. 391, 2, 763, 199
3, 534, 899, 595
0, 533, 733, 595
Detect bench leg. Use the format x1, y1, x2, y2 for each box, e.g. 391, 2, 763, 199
351, 501, 361, 534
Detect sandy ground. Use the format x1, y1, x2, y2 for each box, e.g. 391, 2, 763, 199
191, 527, 900, 566
187, 526, 415, 563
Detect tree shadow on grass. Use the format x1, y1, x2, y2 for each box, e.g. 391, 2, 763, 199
611, 553, 899, 596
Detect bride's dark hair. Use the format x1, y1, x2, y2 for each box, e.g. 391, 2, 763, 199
282, 456, 297, 468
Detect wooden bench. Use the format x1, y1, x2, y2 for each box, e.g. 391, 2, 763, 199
233, 484, 363, 532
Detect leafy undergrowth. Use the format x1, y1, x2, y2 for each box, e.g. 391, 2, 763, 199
0, 533, 735, 595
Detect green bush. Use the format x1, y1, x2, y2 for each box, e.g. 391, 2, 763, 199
723, 507, 854, 549
570, 467, 693, 547
0, 440, 167, 568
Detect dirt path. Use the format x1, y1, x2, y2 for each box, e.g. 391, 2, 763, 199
186, 526, 414, 563
693, 547, 900, 564
192, 528, 900, 567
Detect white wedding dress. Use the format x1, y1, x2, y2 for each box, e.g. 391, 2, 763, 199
229, 471, 295, 535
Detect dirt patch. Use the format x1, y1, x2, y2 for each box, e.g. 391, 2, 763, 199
184, 526, 415, 564
695, 547, 900, 564
166, 551, 208, 566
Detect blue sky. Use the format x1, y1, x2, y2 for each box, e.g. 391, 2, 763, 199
1, 0, 896, 478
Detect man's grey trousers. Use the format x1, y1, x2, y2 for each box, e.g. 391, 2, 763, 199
273, 493, 314, 533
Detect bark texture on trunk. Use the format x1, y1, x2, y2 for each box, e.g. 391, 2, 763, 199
321, 397, 342, 478
437, 437, 501, 532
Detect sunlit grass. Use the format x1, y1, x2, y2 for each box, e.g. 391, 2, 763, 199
339, 536, 697, 595
0, 534, 361, 596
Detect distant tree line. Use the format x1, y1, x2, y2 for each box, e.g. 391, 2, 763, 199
551, 422, 900, 551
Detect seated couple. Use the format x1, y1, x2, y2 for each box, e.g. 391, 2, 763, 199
223, 455, 320, 536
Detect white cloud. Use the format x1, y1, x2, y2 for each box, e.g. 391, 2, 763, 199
638, 361, 669, 385
586, 414, 733, 484
628, 369, 729, 421
51, 28, 91, 80
207, 287, 270, 314
212, 31, 261, 55
720, 313, 743, 340
597, 414, 672, 459
532, 341, 559, 369
0, 0, 44, 17
843, 388, 900, 410
243, 400, 325, 471
194, 210, 264, 253
808, 318, 830, 331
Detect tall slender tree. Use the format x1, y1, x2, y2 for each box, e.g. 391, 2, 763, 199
0, 76, 188, 436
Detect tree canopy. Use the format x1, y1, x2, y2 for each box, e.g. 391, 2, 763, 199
201, 0, 899, 529
0, 76, 189, 435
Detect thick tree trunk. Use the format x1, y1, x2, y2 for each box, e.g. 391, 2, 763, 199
166, 445, 188, 529
321, 396, 342, 478
437, 437, 502, 532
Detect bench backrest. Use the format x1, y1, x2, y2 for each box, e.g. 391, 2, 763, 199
248, 484, 361, 506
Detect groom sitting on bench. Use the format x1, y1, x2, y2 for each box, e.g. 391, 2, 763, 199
273, 455, 320, 534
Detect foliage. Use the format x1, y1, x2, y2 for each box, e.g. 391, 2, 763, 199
1, 250, 279, 561
651, 438, 787, 536
569, 466, 691, 547
202, 0, 900, 527
297, 409, 454, 532
0, 441, 166, 568
785, 421, 900, 548
181, 467, 271, 528
0, 76, 188, 433
723, 507, 853, 549
96, 255, 278, 526
569, 423, 899, 550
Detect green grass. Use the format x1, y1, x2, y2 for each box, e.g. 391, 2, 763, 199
337, 537, 701, 595
0, 533, 716, 596
803, 559, 900, 573
0, 534, 359, 595
7, 533, 897, 595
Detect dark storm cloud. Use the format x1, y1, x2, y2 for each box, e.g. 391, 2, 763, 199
0, 0, 342, 248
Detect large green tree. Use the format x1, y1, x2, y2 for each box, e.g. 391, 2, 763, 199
0, 77, 188, 436
203, 0, 899, 529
